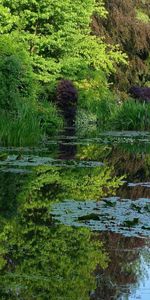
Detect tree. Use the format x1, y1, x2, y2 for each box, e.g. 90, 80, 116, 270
92, 0, 150, 90
0, 0, 126, 87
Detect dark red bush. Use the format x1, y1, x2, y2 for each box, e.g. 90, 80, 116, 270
56, 79, 78, 125
129, 86, 150, 102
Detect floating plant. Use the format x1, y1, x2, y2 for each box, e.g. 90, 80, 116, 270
52, 197, 150, 237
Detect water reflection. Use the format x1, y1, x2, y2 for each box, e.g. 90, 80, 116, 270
77, 141, 150, 200
58, 126, 77, 160
0, 166, 108, 299
92, 232, 150, 300
0, 171, 26, 218
0, 130, 150, 299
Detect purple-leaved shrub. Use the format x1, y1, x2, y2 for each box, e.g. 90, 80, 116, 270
129, 86, 150, 102
56, 79, 78, 125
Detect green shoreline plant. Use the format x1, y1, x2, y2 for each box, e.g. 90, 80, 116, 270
77, 97, 150, 132
0, 101, 63, 147
111, 99, 150, 131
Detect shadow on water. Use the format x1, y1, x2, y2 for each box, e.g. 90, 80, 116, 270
0, 128, 150, 299
58, 126, 77, 160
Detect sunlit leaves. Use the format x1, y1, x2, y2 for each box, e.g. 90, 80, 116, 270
0, 0, 127, 84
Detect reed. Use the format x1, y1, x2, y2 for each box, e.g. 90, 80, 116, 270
112, 99, 150, 130
0, 101, 63, 147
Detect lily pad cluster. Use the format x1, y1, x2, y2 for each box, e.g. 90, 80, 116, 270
52, 197, 150, 237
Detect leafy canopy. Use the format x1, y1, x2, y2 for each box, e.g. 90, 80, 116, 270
0, 0, 127, 84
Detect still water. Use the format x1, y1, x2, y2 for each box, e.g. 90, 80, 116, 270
0, 127, 150, 299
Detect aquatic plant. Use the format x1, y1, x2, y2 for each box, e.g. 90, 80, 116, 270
36, 101, 63, 135
0, 102, 63, 147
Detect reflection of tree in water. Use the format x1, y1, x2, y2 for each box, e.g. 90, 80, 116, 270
58, 126, 77, 160
77, 143, 150, 199
107, 148, 150, 199
107, 149, 150, 181
91, 232, 146, 300
0, 172, 26, 218
0, 166, 110, 300
77, 144, 150, 181
118, 183, 150, 199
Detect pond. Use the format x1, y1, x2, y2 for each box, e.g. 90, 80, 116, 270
0, 127, 150, 299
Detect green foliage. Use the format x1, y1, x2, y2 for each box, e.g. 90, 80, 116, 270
0, 165, 110, 299
112, 99, 150, 130
0, 100, 63, 146
77, 145, 112, 161
0, 35, 63, 146
136, 9, 150, 24
0, 0, 128, 138
0, 35, 36, 112
0, 4, 18, 34
95, 95, 116, 128
0, 0, 126, 85
77, 70, 117, 126
61, 167, 124, 200
0, 103, 41, 147
0, 221, 108, 299
0, 171, 24, 219
18, 164, 124, 204
36, 101, 63, 135
0, 35, 41, 146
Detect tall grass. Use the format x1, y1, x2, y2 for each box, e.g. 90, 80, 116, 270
0, 104, 42, 147
0, 101, 63, 147
96, 97, 116, 128
112, 99, 150, 130
78, 93, 150, 131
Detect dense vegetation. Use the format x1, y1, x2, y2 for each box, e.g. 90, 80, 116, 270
0, 0, 150, 145
92, 0, 150, 91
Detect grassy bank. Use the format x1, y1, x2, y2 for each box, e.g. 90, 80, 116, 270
77, 95, 150, 131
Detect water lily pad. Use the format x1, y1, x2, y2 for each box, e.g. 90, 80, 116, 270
52, 197, 150, 237
78, 213, 100, 221
123, 218, 139, 227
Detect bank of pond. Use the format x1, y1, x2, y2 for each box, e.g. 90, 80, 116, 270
1, 97, 150, 147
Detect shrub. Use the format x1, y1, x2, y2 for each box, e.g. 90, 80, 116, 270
56, 79, 78, 125
36, 101, 63, 135
77, 76, 116, 129
129, 86, 150, 101
0, 35, 36, 112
